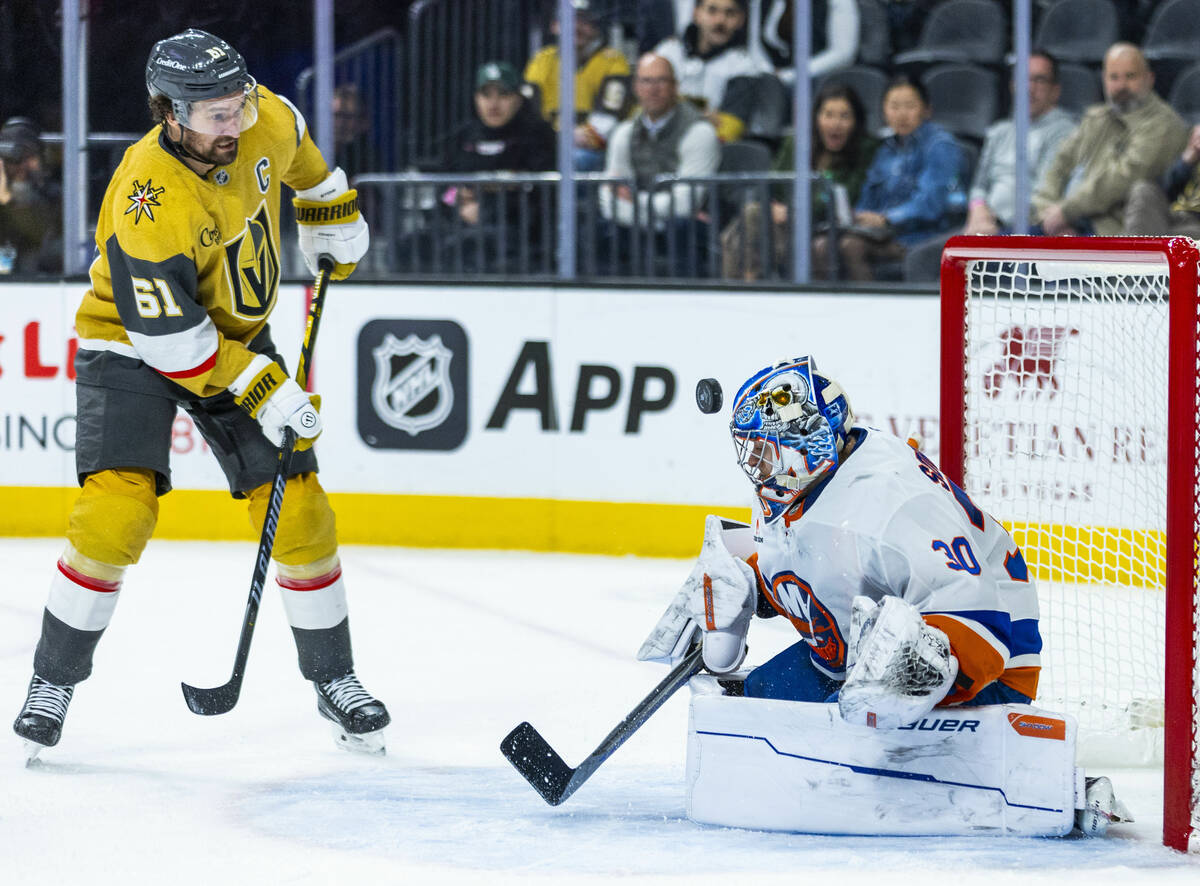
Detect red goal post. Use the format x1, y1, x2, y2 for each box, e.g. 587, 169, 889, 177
938, 236, 1199, 852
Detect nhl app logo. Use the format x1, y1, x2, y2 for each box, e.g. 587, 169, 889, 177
357, 319, 469, 450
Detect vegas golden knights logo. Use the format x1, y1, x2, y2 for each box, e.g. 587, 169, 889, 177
224, 201, 280, 318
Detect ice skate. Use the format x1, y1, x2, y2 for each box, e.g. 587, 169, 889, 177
314, 672, 389, 755
1074, 776, 1134, 837
13, 675, 75, 763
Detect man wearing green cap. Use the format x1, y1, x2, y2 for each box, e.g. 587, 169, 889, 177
440, 60, 557, 270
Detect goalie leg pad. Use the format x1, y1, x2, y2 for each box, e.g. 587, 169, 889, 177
247, 471, 338, 567
686, 678, 1078, 837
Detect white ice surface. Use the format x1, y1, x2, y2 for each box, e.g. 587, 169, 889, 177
1, 538, 1197, 884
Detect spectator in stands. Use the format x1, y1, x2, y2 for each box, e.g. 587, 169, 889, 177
524, 0, 633, 171
0, 116, 61, 274
721, 81, 878, 280
1123, 124, 1200, 237
598, 53, 720, 276
1032, 42, 1188, 237
964, 50, 1076, 236
813, 75, 964, 281
652, 0, 771, 143
332, 84, 371, 179
443, 61, 557, 271
747, 0, 860, 83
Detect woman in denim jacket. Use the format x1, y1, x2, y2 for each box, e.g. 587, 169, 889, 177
815, 74, 964, 281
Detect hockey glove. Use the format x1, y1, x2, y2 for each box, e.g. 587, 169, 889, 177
293, 167, 369, 280
684, 514, 756, 674
230, 353, 322, 451
838, 596, 958, 729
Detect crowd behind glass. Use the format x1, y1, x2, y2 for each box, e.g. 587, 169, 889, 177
0, 0, 1193, 284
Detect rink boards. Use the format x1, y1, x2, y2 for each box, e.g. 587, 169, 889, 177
0, 280, 940, 555
0, 279, 1164, 569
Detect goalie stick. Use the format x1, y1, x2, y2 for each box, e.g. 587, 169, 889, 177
501, 643, 704, 805
180, 256, 334, 716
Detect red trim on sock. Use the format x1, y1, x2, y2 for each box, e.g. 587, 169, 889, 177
57, 559, 121, 593
277, 565, 343, 592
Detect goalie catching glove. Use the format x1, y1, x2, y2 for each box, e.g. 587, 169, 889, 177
230, 353, 322, 450
838, 595, 958, 729
293, 167, 369, 280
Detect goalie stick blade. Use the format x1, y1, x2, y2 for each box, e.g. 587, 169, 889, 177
500, 721, 579, 806
180, 679, 241, 716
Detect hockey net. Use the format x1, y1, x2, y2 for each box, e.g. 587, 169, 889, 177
938, 236, 1199, 853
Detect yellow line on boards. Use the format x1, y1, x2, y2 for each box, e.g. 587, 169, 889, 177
0, 487, 1170, 583
0, 486, 742, 558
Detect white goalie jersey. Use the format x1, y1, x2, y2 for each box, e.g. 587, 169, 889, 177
749, 429, 1042, 705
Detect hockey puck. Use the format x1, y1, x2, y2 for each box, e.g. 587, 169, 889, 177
695, 378, 723, 414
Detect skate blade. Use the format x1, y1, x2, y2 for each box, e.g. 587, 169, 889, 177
330, 723, 386, 756
22, 740, 47, 766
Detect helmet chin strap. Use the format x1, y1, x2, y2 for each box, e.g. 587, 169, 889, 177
163, 120, 217, 172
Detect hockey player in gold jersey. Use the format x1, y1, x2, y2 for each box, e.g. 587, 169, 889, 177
13, 29, 389, 758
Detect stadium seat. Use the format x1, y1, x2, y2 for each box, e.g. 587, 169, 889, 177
1033, 0, 1119, 65
729, 73, 791, 148
1142, 0, 1200, 97
719, 140, 773, 173
892, 0, 1007, 68
904, 232, 953, 283
1056, 63, 1102, 116
1168, 60, 1200, 124
922, 64, 1000, 144
816, 64, 888, 136
855, 0, 892, 68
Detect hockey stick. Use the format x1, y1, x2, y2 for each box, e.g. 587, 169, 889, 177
181, 255, 335, 716
500, 643, 704, 806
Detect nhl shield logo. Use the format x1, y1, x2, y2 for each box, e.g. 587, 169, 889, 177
371, 333, 454, 435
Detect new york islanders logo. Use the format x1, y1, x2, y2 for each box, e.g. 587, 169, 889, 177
766, 571, 846, 670
124, 179, 164, 224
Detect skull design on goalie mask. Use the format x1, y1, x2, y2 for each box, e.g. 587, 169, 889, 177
730, 356, 855, 523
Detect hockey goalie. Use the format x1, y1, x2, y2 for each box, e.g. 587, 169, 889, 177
639, 356, 1131, 838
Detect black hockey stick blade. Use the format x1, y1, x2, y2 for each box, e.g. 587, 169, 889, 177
501, 644, 704, 806
181, 677, 242, 716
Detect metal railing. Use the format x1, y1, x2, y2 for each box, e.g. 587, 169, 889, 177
352, 171, 839, 282
294, 28, 403, 175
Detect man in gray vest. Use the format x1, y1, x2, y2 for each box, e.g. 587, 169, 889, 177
598, 53, 719, 275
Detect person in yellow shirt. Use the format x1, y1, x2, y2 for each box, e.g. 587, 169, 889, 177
12, 29, 389, 759
523, 0, 632, 170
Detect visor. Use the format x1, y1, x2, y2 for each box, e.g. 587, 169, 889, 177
174, 79, 259, 135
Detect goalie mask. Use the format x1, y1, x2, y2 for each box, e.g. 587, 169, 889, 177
730, 356, 855, 523
146, 29, 259, 135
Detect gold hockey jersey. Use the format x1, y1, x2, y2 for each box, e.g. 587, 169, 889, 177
75, 86, 329, 398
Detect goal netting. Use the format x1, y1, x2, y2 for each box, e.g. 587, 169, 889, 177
938, 236, 1199, 853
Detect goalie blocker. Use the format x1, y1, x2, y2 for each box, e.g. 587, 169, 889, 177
686, 676, 1089, 837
